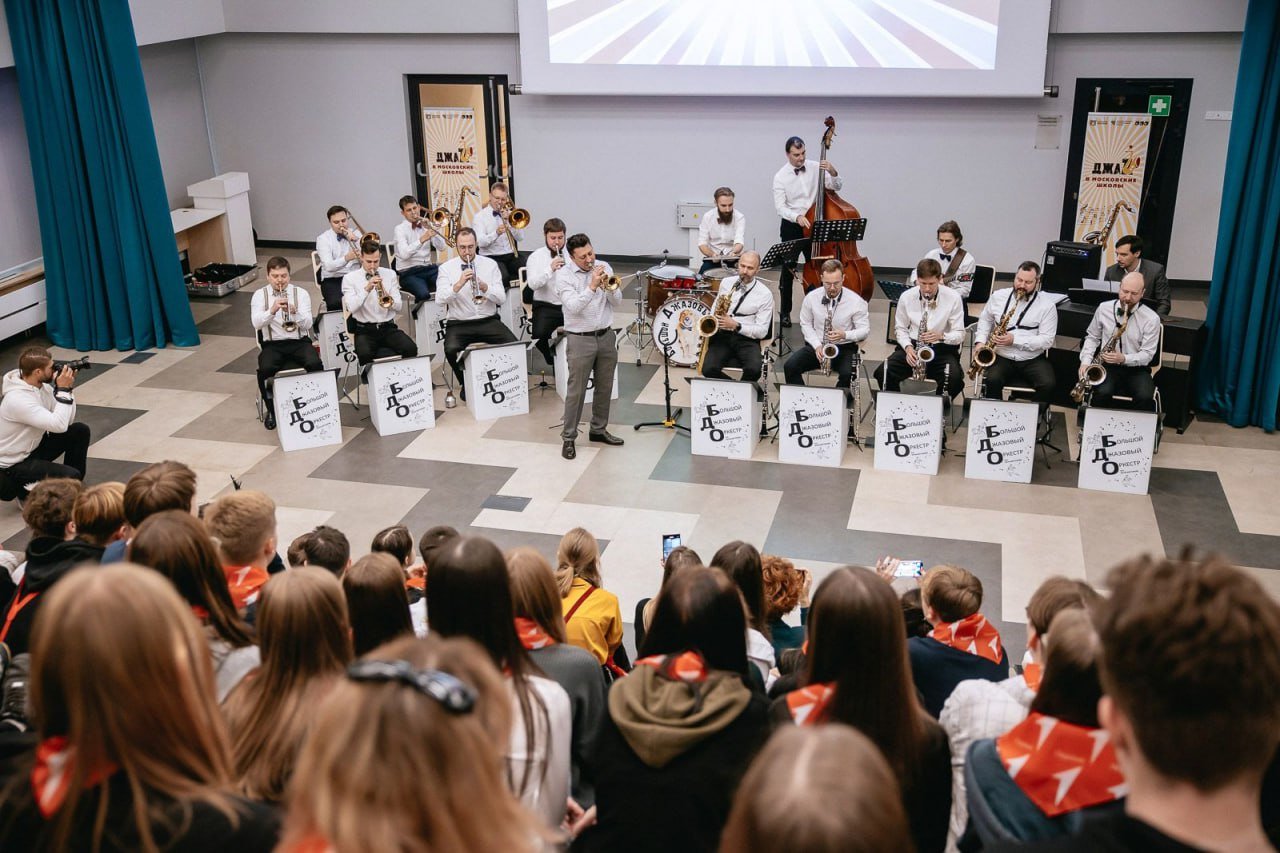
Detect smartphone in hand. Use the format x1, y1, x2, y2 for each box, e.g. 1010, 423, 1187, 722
662, 533, 682, 563
893, 560, 925, 579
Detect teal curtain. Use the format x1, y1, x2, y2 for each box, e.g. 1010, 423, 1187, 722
1197, 0, 1280, 431
3, 0, 198, 351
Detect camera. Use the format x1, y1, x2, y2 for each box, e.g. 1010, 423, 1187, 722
52, 356, 92, 374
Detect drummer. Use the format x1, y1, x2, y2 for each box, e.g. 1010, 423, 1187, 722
698, 251, 772, 391
697, 187, 745, 276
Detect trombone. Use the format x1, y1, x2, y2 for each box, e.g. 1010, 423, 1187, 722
501, 201, 531, 230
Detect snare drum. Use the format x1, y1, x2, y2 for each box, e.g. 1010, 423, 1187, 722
644, 265, 700, 316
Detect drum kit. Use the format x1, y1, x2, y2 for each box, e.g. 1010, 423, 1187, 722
623, 256, 739, 367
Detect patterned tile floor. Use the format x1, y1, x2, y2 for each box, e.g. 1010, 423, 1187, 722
3, 251, 1276, 661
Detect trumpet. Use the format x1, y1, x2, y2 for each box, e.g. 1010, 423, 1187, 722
501, 200, 531, 230
595, 265, 622, 292
366, 269, 394, 310
274, 285, 298, 334
463, 263, 487, 305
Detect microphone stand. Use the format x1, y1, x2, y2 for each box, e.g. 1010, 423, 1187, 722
633, 341, 689, 435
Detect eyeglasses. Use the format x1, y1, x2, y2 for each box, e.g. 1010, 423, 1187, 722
346, 660, 477, 714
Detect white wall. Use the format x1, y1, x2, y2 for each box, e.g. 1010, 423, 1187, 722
0, 67, 41, 272
140, 40, 216, 207
198, 26, 1240, 280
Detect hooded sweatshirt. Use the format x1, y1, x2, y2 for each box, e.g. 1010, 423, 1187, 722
0, 370, 75, 468
1, 537, 103, 655
580, 652, 769, 853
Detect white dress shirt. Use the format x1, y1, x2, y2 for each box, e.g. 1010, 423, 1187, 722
393, 219, 446, 269
799, 287, 869, 351
436, 255, 505, 321
1081, 300, 1161, 367
909, 247, 978, 298
251, 283, 314, 341
975, 288, 1058, 361
341, 267, 402, 324
316, 228, 362, 278
894, 285, 965, 350
772, 160, 843, 223
713, 275, 773, 340
556, 261, 622, 333
698, 209, 746, 256
525, 246, 567, 306
472, 206, 522, 256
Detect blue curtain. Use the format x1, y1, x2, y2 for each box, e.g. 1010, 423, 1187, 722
1197, 0, 1280, 431
3, 0, 198, 351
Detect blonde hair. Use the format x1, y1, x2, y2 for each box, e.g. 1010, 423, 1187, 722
920, 564, 983, 624
280, 636, 546, 853
506, 547, 568, 644
203, 490, 277, 566
17, 564, 238, 852
555, 527, 602, 597
72, 481, 126, 547
224, 568, 352, 801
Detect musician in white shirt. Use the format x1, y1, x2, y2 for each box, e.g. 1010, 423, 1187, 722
392, 195, 447, 307
436, 227, 516, 394
471, 181, 523, 290
697, 187, 745, 276
974, 261, 1058, 406
1078, 272, 1160, 409
772, 136, 841, 326
908, 220, 978, 299
251, 256, 321, 430
878, 258, 965, 398
783, 260, 868, 404
698, 252, 773, 388
524, 217, 568, 366
316, 205, 362, 311
341, 241, 418, 366
555, 233, 623, 460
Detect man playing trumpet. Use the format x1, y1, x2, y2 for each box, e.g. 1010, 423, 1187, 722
251, 256, 322, 429
1077, 271, 1160, 409
473, 181, 523, 289
697, 251, 773, 387
783, 259, 869, 403
878, 258, 964, 398
342, 238, 418, 366
436, 228, 516, 395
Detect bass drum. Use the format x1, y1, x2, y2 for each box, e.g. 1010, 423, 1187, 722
651, 294, 712, 367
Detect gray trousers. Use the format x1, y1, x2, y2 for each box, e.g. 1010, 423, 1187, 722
562, 330, 618, 440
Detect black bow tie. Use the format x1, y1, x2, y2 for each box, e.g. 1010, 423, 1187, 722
492, 210, 500, 217
794, 166, 806, 175
940, 253, 952, 262
822, 296, 836, 306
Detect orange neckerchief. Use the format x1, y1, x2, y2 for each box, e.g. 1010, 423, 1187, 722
282, 834, 332, 853
996, 711, 1127, 817
636, 650, 709, 682
32, 736, 117, 818
1023, 661, 1043, 692
223, 565, 269, 611
930, 612, 1004, 664
785, 682, 835, 726
514, 617, 557, 651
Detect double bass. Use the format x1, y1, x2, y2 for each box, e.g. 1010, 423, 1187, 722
800, 116, 874, 302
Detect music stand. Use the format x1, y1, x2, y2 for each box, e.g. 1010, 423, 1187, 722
809, 218, 867, 243
759, 239, 807, 271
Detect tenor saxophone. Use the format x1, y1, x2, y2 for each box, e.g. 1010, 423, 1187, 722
968, 293, 1023, 381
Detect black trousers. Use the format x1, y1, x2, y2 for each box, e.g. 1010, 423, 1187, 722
353, 321, 418, 365
0, 422, 91, 499
443, 316, 517, 385
320, 276, 345, 311
879, 345, 963, 398
784, 343, 859, 401
1091, 365, 1156, 410
483, 253, 522, 288
778, 218, 807, 318
983, 354, 1055, 404
257, 339, 323, 396
531, 301, 564, 365
397, 265, 438, 301
700, 331, 763, 383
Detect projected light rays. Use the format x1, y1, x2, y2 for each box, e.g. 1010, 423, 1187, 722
547, 0, 999, 69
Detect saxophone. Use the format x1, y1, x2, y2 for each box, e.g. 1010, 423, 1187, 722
1071, 303, 1130, 403
968, 292, 1023, 383
819, 298, 840, 376
911, 297, 935, 381
1084, 201, 1135, 249
696, 284, 736, 374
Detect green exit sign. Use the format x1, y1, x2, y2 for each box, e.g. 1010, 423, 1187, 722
1148, 95, 1171, 116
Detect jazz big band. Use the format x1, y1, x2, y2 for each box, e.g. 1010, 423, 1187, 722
258, 130, 1165, 461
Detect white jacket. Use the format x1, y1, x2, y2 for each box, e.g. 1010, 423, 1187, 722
0, 369, 75, 467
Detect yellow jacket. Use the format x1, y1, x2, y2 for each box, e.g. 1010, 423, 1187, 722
562, 576, 623, 665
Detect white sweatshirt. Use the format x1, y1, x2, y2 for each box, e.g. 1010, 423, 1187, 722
0, 369, 75, 467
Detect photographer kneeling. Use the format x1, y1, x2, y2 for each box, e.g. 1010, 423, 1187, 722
0, 347, 90, 502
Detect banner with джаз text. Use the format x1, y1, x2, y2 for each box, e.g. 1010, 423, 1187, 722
423, 106, 485, 256
1074, 112, 1151, 270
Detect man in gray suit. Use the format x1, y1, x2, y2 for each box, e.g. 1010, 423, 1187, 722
1104, 234, 1171, 317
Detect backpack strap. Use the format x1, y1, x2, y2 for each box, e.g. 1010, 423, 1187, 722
0, 581, 37, 644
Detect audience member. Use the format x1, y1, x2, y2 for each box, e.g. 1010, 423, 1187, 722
427, 536, 572, 832
285, 531, 309, 568
579, 566, 769, 853
995, 554, 1280, 851
298, 524, 350, 576
720, 725, 912, 853
128, 510, 259, 702
761, 554, 809, 659
203, 490, 278, 613
279, 635, 547, 853
907, 564, 1009, 717
370, 524, 419, 579
1, 479, 100, 656
506, 546, 607, 808
556, 527, 625, 672
773, 566, 951, 853
342, 553, 414, 657
69, 481, 126, 548
965, 609, 1122, 847
901, 587, 932, 639
710, 540, 775, 685
942, 576, 1102, 848
102, 460, 198, 563
634, 544, 701, 652
0, 565, 279, 850
223, 568, 353, 802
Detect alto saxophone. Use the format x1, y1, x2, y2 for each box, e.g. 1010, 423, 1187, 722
911, 297, 935, 381
968, 292, 1023, 382
819, 297, 839, 375
696, 283, 737, 374
1071, 303, 1130, 403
